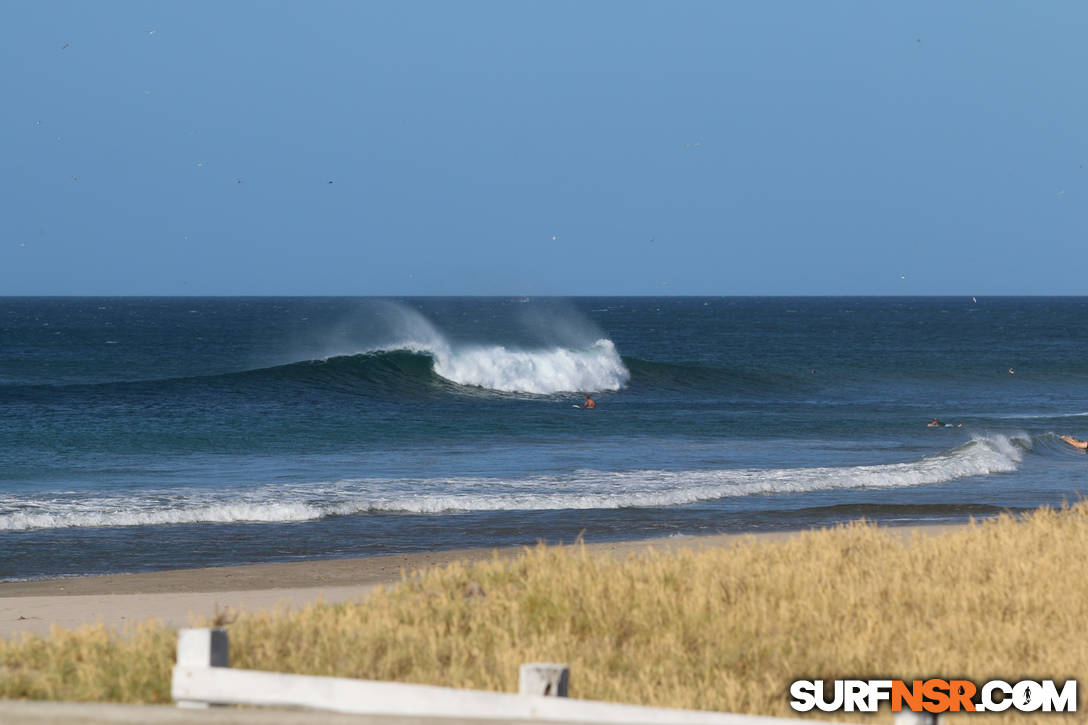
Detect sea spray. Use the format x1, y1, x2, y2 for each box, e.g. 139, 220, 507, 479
427, 339, 628, 393
358, 338, 629, 394
351, 303, 630, 393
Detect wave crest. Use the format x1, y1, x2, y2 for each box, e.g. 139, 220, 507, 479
416, 338, 627, 394
353, 301, 628, 394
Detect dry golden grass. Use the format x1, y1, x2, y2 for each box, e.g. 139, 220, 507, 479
0, 620, 175, 702
3, 503, 1088, 722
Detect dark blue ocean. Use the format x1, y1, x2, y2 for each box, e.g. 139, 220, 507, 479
2, 297, 1087, 580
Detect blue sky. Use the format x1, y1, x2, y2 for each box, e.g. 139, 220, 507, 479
2, 1, 1085, 295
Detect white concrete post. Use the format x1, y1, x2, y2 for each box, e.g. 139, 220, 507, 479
519, 663, 570, 697
895, 710, 939, 725
175, 627, 229, 708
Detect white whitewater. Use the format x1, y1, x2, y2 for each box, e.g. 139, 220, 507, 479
359, 303, 630, 394
414, 338, 628, 394
0, 434, 1027, 530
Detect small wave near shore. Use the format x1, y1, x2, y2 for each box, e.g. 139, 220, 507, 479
0, 434, 1028, 531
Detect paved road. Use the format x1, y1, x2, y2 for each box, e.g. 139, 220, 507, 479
0, 701, 594, 725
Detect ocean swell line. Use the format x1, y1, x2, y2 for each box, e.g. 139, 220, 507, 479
0, 435, 1025, 531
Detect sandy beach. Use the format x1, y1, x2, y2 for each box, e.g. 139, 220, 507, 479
0, 524, 963, 638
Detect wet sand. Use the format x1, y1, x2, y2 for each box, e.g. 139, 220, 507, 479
0, 524, 963, 637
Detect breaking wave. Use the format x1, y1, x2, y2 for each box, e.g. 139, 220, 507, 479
0, 434, 1027, 531
396, 338, 628, 394
351, 302, 629, 394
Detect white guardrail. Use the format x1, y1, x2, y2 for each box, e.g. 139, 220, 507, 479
171, 628, 936, 724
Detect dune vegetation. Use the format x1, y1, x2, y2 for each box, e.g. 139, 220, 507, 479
4, 503, 1088, 722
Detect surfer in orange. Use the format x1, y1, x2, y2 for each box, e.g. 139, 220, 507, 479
583, 395, 596, 410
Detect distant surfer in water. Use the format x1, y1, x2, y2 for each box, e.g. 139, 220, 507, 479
1060, 435, 1088, 450
927, 418, 942, 427
583, 395, 596, 410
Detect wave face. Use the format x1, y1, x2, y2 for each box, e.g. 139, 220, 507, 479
619, 356, 805, 395
274, 337, 628, 396
0, 434, 1027, 531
